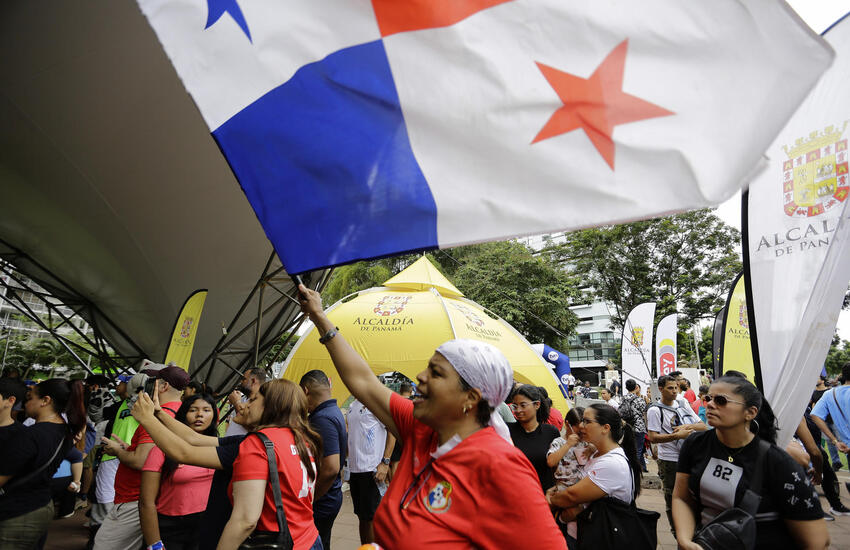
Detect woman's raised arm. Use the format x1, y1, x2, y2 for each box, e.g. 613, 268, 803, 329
131, 393, 224, 469
299, 285, 397, 438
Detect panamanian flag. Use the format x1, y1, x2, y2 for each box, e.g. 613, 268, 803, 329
137, 0, 832, 274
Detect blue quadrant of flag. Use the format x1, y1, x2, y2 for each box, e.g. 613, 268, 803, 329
213, 40, 438, 273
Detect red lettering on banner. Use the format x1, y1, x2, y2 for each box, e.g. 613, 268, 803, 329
372, 0, 511, 37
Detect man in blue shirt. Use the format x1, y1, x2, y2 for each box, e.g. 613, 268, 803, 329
300, 370, 347, 550
811, 362, 850, 460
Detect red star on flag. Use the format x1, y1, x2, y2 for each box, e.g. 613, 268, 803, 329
533, 39, 674, 169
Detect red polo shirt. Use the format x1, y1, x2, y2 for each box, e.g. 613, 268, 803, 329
230, 428, 318, 550
113, 401, 180, 504
373, 394, 566, 549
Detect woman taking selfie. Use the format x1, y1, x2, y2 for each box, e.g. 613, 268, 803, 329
140, 394, 218, 550
0, 379, 85, 549
672, 376, 829, 550
545, 404, 642, 550
132, 379, 323, 550
297, 285, 566, 550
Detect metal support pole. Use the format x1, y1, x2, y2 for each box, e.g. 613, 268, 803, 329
254, 280, 265, 369
1, 327, 9, 375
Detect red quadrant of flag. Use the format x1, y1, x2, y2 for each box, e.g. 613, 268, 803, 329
533, 39, 674, 170
372, 0, 512, 37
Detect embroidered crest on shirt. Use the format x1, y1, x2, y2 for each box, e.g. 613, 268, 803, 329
424, 481, 452, 513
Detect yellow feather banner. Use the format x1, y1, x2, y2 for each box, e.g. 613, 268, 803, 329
164, 289, 208, 371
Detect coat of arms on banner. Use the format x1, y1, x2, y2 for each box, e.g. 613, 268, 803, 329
451, 303, 486, 327
630, 327, 644, 347
373, 295, 410, 317
738, 302, 749, 329
180, 317, 193, 338
782, 123, 849, 218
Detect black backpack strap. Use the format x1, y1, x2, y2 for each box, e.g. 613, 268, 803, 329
252, 431, 293, 547
648, 403, 676, 435
738, 439, 771, 515
832, 389, 850, 427
0, 437, 65, 497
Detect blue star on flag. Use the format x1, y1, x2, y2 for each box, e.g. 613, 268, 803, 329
206, 0, 252, 42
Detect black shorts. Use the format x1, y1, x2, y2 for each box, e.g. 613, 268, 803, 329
349, 471, 381, 521
390, 440, 402, 463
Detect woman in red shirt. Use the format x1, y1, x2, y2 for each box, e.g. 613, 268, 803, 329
217, 379, 323, 550
140, 394, 218, 550
298, 285, 566, 550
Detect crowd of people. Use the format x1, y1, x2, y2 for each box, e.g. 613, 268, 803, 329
0, 285, 841, 549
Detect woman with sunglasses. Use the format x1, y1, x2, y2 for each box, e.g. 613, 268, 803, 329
545, 404, 642, 550
672, 376, 829, 550
297, 285, 566, 550
139, 394, 218, 550
509, 384, 560, 491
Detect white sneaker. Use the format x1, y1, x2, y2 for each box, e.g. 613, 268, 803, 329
828, 504, 850, 516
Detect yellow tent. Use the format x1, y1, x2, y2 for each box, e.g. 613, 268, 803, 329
282, 257, 569, 413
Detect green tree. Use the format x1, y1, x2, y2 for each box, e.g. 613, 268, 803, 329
435, 241, 580, 350
676, 325, 715, 374
321, 254, 418, 305
319, 242, 581, 349
548, 209, 741, 329
825, 333, 850, 376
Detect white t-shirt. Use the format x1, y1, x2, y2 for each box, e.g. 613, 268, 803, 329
347, 399, 388, 473
606, 397, 620, 409
646, 401, 700, 461
585, 447, 634, 503
224, 395, 249, 436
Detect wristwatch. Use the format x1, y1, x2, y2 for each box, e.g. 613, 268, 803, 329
319, 326, 340, 345
381, 457, 391, 466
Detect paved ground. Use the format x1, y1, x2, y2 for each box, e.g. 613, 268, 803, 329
45, 461, 850, 549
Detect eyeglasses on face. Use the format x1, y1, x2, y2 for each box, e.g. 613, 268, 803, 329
579, 418, 599, 425
704, 394, 746, 407
509, 400, 539, 411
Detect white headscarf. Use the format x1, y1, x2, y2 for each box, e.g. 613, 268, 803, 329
436, 339, 514, 444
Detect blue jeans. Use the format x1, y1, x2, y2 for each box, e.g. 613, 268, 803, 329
635, 431, 647, 471
827, 423, 843, 467
310, 536, 324, 550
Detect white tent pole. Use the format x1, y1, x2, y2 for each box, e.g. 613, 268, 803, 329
431, 287, 458, 339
